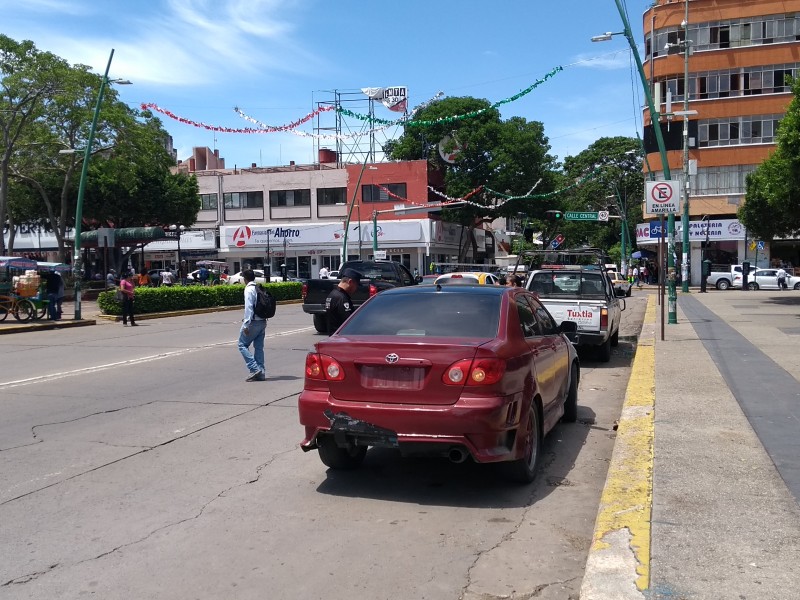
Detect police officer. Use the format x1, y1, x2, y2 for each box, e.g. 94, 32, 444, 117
325, 268, 362, 335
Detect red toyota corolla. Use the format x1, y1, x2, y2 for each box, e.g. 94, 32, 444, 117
298, 284, 580, 483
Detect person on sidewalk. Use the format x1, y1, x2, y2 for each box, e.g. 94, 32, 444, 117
43, 270, 61, 320
55, 271, 64, 319
120, 273, 138, 326
137, 269, 150, 288
239, 269, 266, 381
776, 267, 788, 290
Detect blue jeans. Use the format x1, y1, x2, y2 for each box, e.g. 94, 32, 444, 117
238, 319, 266, 374
47, 292, 59, 320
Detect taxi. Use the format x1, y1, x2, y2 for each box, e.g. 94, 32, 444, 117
433, 272, 501, 286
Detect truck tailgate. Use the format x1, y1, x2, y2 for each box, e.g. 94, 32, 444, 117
541, 300, 603, 331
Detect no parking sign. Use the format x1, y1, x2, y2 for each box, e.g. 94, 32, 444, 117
646, 181, 681, 214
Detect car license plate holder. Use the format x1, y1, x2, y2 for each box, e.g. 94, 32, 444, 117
360, 365, 425, 390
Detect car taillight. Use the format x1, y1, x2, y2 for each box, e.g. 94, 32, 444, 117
302, 283, 308, 299
304, 353, 345, 381
600, 307, 608, 329
369, 284, 378, 296
443, 358, 505, 386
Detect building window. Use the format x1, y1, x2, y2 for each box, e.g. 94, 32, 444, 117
317, 187, 347, 206
698, 114, 782, 148
362, 182, 407, 203
199, 193, 218, 210
269, 189, 311, 207
223, 191, 264, 209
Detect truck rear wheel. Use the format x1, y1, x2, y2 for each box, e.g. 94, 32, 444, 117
717, 279, 730, 290
313, 313, 327, 333
597, 338, 612, 362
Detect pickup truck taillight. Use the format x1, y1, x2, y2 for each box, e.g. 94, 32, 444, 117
600, 307, 608, 329
302, 283, 308, 299
369, 284, 378, 297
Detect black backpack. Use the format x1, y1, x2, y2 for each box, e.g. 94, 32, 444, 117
252, 283, 276, 319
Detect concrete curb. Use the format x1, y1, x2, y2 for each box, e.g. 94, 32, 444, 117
0, 319, 97, 335
580, 295, 656, 599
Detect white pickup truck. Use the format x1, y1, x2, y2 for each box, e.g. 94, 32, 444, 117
525, 266, 625, 362
707, 264, 758, 290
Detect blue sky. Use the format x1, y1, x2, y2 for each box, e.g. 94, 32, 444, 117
2, 0, 653, 169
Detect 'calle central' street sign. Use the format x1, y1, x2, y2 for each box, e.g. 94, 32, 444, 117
565, 211, 599, 221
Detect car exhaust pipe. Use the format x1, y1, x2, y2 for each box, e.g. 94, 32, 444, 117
448, 447, 468, 464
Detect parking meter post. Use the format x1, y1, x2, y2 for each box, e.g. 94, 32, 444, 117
742, 261, 750, 291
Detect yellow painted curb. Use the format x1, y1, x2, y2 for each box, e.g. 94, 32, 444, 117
581, 296, 656, 598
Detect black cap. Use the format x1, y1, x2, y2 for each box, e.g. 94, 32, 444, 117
339, 268, 363, 283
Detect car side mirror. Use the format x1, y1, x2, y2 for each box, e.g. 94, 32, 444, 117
559, 320, 578, 334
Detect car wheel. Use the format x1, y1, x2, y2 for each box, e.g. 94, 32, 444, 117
748, 282, 759, 290
717, 280, 730, 290
610, 329, 619, 347
794, 283, 800, 290
562, 363, 579, 423
313, 313, 328, 333
597, 337, 612, 362
503, 400, 542, 484
317, 434, 367, 470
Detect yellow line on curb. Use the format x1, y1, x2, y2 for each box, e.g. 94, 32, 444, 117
582, 295, 656, 597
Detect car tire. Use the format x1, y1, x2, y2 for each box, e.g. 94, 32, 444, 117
610, 329, 619, 347
794, 283, 800, 290
748, 282, 759, 290
503, 400, 542, 484
562, 363, 579, 423
313, 313, 328, 333
597, 337, 612, 362
317, 434, 367, 470
717, 280, 730, 290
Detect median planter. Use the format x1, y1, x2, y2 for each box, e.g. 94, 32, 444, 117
98, 282, 302, 315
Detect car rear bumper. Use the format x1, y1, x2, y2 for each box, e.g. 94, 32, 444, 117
298, 390, 525, 463
573, 330, 610, 347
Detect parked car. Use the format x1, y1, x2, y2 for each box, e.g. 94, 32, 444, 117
226, 269, 283, 285
186, 268, 221, 284
298, 285, 580, 483
433, 272, 501, 285
733, 268, 800, 290
328, 270, 339, 279
608, 271, 632, 297
708, 264, 758, 290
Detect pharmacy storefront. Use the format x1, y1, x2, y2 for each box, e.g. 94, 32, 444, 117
219, 219, 473, 278
636, 218, 761, 284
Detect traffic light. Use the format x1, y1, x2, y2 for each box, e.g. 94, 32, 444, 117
545, 210, 563, 222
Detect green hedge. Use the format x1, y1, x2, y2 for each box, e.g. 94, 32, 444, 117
98, 282, 302, 315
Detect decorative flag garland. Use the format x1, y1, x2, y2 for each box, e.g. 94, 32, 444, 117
141, 103, 334, 134
141, 66, 561, 136
336, 66, 563, 127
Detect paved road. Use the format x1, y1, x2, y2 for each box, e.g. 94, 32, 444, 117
0, 299, 646, 599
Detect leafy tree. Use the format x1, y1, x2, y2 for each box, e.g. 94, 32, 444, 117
560, 137, 644, 256
388, 97, 558, 261
740, 76, 800, 239
0, 35, 68, 254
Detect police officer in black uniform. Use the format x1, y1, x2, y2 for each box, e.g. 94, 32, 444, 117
325, 268, 362, 335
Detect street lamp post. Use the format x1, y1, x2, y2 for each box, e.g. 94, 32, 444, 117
594, 0, 677, 324
169, 224, 185, 283
71, 49, 130, 320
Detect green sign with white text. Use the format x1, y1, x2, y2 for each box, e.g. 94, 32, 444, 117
564, 211, 599, 221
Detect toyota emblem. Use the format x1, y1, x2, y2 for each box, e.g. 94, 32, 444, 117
385, 353, 399, 364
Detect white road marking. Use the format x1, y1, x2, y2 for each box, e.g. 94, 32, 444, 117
0, 326, 314, 389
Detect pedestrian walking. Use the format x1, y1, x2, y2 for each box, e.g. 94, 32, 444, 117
325, 268, 362, 335
777, 267, 788, 290
43, 270, 61, 320
239, 269, 266, 381
119, 273, 138, 326
633, 265, 640, 287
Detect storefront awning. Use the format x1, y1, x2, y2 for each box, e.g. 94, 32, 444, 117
79, 227, 167, 248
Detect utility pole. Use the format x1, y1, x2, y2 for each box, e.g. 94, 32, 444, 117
680, 0, 691, 292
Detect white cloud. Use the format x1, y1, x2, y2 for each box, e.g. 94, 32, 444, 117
571, 48, 636, 71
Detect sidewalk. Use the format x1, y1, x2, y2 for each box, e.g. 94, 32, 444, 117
581, 289, 800, 599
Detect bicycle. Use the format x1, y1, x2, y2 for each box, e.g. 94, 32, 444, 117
0, 294, 37, 322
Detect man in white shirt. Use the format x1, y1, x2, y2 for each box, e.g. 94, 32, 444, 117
776, 267, 788, 290
239, 269, 267, 381
319, 266, 329, 279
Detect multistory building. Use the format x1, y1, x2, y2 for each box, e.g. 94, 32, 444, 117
637, 0, 800, 279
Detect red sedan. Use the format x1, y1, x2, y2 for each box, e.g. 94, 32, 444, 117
298, 284, 580, 482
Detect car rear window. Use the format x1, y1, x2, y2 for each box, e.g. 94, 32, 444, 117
339, 292, 501, 337
529, 271, 607, 298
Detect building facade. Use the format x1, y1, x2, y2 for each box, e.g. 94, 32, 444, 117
639, 0, 800, 278
148, 149, 497, 278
